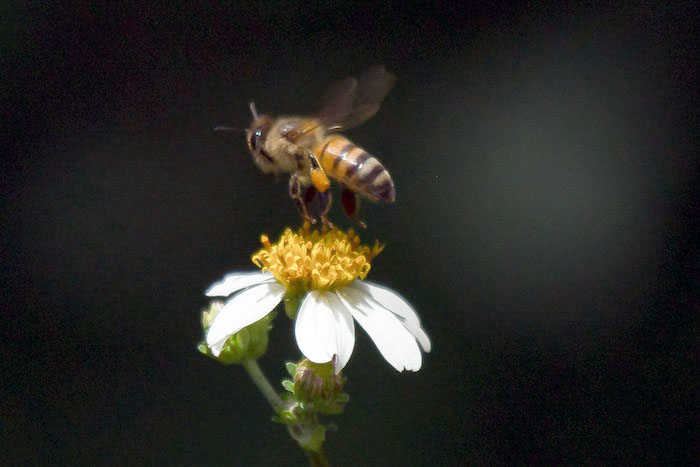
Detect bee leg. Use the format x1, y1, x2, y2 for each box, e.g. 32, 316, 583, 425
317, 190, 335, 229
341, 187, 367, 229
289, 174, 316, 224
304, 184, 317, 205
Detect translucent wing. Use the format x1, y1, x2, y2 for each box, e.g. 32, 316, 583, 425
315, 65, 396, 131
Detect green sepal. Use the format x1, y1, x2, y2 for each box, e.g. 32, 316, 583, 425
272, 410, 298, 425
271, 400, 310, 426
283, 286, 305, 319
284, 296, 301, 319
321, 403, 344, 415
285, 361, 297, 376
282, 379, 295, 393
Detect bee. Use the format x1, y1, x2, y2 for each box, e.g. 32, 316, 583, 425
244, 66, 396, 227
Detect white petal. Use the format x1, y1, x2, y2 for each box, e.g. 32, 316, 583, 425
205, 271, 275, 297
325, 292, 356, 373
295, 292, 332, 363
351, 281, 431, 352
336, 286, 422, 372
206, 282, 285, 356
295, 291, 356, 372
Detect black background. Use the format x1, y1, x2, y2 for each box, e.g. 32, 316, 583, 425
2, 2, 696, 465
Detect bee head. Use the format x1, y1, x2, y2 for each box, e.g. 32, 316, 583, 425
246, 102, 275, 173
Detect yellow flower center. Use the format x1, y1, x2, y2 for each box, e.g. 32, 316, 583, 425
251, 223, 383, 292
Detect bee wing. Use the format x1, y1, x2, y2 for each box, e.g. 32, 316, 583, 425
315, 65, 396, 131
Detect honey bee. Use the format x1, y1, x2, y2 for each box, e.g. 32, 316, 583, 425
244, 66, 396, 227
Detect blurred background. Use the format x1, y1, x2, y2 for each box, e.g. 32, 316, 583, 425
2, 2, 696, 465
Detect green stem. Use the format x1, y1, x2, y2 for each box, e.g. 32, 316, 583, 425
304, 447, 330, 467
242, 358, 284, 410
241, 358, 330, 466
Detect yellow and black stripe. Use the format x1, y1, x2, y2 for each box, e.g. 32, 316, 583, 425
314, 136, 395, 203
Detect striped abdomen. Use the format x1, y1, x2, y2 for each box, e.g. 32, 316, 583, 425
314, 136, 395, 203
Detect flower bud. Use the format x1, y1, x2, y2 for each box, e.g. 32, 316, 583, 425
198, 301, 274, 364
293, 359, 347, 414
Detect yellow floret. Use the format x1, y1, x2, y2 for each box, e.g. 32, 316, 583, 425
251, 222, 383, 292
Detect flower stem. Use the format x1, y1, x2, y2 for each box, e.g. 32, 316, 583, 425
242, 357, 283, 410
241, 358, 330, 466
305, 447, 330, 467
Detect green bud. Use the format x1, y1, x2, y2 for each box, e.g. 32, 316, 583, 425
197, 301, 275, 364
293, 359, 346, 414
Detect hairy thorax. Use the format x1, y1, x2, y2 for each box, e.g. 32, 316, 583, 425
263, 117, 325, 177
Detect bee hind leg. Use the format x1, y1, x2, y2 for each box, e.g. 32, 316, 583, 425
289, 174, 316, 224
304, 184, 317, 206
317, 190, 335, 229
341, 187, 367, 229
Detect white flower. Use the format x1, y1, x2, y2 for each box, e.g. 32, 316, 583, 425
205, 270, 431, 373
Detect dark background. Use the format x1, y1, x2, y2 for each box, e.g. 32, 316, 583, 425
2, 2, 696, 465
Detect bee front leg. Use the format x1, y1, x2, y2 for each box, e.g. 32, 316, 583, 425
317, 190, 335, 229
341, 187, 367, 229
289, 173, 316, 224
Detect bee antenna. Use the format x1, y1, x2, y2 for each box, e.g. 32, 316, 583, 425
214, 125, 242, 132
249, 102, 259, 121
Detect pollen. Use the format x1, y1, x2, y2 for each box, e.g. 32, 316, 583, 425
252, 222, 384, 292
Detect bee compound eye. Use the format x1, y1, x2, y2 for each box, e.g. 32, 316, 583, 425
250, 128, 262, 152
